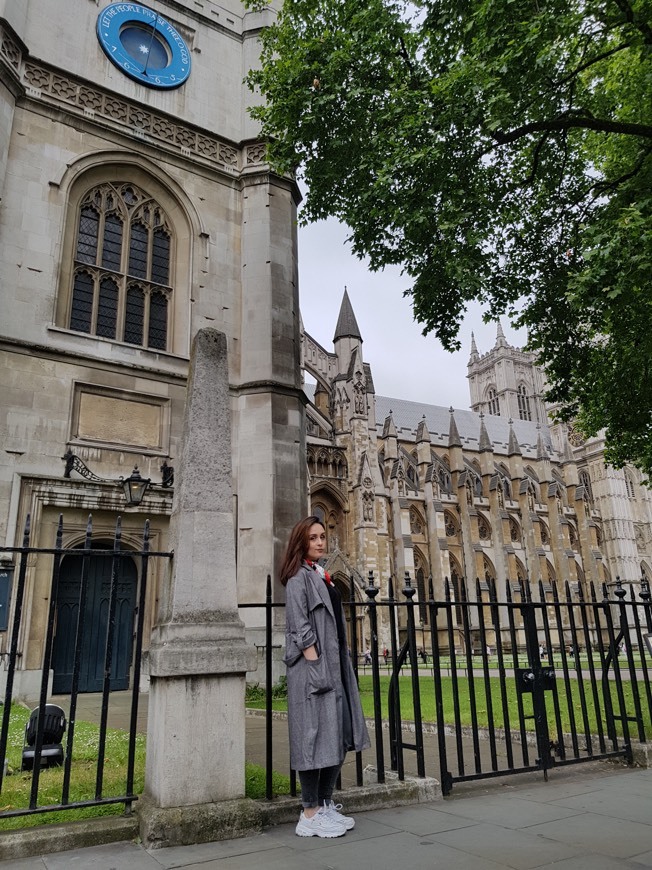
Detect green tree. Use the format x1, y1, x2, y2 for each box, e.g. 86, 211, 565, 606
246, 0, 652, 475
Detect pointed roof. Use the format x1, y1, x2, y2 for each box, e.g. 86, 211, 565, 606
333, 288, 362, 342
536, 427, 549, 460
416, 415, 431, 443
507, 419, 522, 456
478, 413, 492, 452
469, 331, 479, 362
382, 411, 397, 439
494, 320, 508, 348
448, 407, 462, 448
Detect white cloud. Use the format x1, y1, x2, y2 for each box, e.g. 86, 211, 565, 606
298, 218, 527, 409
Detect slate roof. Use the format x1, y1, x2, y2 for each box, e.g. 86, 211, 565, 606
374, 395, 552, 457
304, 383, 553, 459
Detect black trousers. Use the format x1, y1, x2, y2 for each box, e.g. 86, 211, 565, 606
298, 763, 342, 809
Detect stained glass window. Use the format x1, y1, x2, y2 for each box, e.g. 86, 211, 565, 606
69, 183, 172, 350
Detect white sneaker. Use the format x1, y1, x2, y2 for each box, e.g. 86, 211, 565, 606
295, 807, 347, 838
323, 799, 355, 830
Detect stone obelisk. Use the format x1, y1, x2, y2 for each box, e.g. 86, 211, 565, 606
139, 329, 256, 844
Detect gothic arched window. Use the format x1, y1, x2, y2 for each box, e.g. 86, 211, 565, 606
579, 469, 593, 506
68, 183, 173, 350
625, 470, 636, 499
517, 384, 532, 421
486, 387, 500, 416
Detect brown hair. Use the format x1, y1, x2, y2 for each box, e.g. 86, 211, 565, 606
279, 516, 324, 586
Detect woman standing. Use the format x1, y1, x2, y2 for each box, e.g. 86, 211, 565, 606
280, 516, 370, 838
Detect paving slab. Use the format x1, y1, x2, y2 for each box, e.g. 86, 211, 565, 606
430, 820, 582, 869
526, 812, 652, 860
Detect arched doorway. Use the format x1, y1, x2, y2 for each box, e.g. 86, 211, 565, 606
51, 546, 137, 693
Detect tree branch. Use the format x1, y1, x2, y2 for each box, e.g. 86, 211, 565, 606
611, 0, 652, 45
493, 116, 652, 146
554, 42, 631, 89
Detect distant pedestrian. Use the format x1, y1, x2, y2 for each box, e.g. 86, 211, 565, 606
363, 648, 371, 665
383, 647, 388, 664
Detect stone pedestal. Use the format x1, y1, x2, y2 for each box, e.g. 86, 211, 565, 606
140, 329, 256, 841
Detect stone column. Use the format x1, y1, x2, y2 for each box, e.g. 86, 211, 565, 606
140, 329, 256, 842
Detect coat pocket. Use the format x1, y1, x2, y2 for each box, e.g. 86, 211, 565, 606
306, 656, 334, 696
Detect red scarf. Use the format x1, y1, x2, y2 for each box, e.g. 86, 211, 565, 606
306, 560, 333, 586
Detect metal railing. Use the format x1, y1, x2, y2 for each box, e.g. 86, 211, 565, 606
0, 513, 172, 819
248, 571, 652, 797
0, 520, 650, 819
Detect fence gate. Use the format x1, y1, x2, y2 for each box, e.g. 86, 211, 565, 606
367, 574, 651, 795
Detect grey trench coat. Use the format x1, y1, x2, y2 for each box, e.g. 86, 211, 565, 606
284, 564, 370, 771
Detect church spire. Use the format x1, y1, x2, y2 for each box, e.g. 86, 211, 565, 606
333, 287, 362, 342
469, 331, 479, 362
494, 320, 508, 348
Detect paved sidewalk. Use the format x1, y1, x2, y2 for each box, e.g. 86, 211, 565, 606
2, 765, 651, 869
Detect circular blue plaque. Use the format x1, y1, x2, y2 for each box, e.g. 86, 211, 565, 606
97, 4, 191, 89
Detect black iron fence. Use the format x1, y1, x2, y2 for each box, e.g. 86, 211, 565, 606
248, 571, 652, 798
0, 512, 651, 821
0, 514, 171, 820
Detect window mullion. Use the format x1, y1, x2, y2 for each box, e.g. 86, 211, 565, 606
116, 274, 127, 340
91, 269, 101, 334
143, 285, 151, 347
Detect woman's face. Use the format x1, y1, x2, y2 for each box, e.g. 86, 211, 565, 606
306, 523, 326, 562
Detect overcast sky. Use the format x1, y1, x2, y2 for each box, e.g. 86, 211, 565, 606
297, 218, 528, 412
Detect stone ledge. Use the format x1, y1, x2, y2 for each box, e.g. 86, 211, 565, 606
0, 814, 139, 862
0, 772, 441, 858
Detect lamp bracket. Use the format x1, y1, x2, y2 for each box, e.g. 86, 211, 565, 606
62, 450, 110, 483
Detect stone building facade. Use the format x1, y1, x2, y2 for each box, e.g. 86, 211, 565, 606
303, 292, 652, 651
0, 0, 305, 696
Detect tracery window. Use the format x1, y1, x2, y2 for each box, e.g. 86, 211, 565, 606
486, 387, 500, 416
568, 522, 579, 550
477, 514, 491, 540
517, 384, 532, 421
539, 521, 550, 546
444, 510, 458, 537
69, 183, 173, 350
410, 507, 424, 535
625, 470, 636, 499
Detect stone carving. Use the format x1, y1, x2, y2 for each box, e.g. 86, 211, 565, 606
1, 28, 21, 71
246, 143, 267, 164
23, 62, 241, 172
362, 490, 374, 522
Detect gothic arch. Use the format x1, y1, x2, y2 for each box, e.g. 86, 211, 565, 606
625, 469, 637, 499
310, 485, 347, 553
477, 511, 491, 541
310, 479, 347, 509
444, 509, 460, 538
482, 554, 496, 583
517, 383, 532, 421
410, 506, 425, 536
54, 153, 197, 357
485, 385, 500, 416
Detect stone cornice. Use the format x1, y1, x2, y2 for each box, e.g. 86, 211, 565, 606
0, 334, 189, 385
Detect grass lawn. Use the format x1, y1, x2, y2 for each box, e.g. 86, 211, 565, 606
0, 705, 291, 831
248, 673, 651, 737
